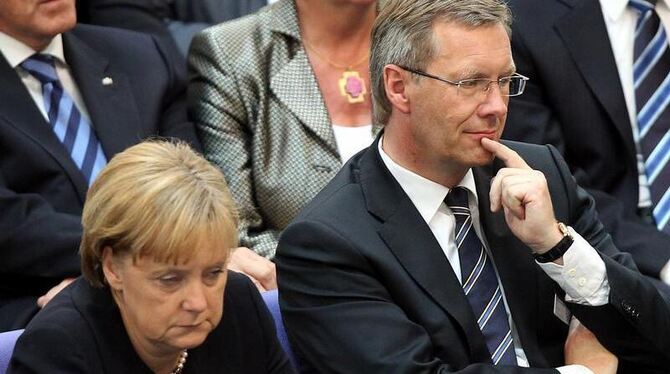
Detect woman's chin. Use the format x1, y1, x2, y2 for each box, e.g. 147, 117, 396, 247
167, 324, 213, 349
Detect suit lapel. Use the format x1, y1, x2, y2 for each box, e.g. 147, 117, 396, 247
360, 138, 491, 362
269, 0, 338, 156
63, 29, 143, 159
0, 51, 88, 201
473, 162, 550, 367
554, 0, 637, 158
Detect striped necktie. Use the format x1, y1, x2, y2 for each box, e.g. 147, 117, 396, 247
20, 54, 107, 186
445, 187, 516, 365
631, 0, 670, 233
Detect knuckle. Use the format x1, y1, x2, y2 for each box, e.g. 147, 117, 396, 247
257, 264, 275, 281
532, 170, 546, 181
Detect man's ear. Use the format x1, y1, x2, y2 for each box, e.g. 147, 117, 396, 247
383, 64, 412, 114
101, 246, 124, 291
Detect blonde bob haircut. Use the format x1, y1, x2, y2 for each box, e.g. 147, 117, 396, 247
80, 140, 239, 288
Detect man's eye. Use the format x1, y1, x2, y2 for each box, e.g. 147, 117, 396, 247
498, 77, 512, 86
459, 79, 480, 89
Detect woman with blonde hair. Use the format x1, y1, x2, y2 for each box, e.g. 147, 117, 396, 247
9, 141, 294, 373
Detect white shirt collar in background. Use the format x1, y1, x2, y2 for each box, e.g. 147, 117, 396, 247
0, 32, 65, 68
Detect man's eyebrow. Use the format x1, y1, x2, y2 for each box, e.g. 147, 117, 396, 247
454, 67, 486, 80
454, 67, 517, 80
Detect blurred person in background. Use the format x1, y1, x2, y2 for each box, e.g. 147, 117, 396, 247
77, 0, 272, 62
503, 0, 670, 298
0, 0, 199, 331
189, 0, 379, 290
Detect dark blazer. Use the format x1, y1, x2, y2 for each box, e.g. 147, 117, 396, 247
8, 272, 295, 373
0, 24, 199, 331
502, 0, 670, 280
276, 136, 670, 373
78, 0, 268, 57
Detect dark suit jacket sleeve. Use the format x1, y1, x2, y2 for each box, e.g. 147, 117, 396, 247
7, 321, 88, 373
0, 171, 81, 280
278, 220, 558, 374
148, 34, 201, 152
504, 23, 670, 279
537, 146, 670, 368
569, 255, 670, 370
78, 0, 186, 65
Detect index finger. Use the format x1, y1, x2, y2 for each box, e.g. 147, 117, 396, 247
481, 137, 530, 169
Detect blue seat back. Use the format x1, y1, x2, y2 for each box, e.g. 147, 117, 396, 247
0, 329, 23, 374
261, 290, 299, 371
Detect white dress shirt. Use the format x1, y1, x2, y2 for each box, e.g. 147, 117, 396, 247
599, 0, 670, 284
378, 138, 610, 373
331, 124, 374, 163
0, 32, 92, 122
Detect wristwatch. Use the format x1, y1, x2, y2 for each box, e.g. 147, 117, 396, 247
533, 222, 574, 263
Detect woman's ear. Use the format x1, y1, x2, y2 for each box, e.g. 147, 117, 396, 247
101, 246, 124, 291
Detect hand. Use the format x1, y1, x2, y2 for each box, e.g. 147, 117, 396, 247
37, 278, 75, 308
228, 247, 277, 292
481, 138, 564, 254
564, 318, 618, 374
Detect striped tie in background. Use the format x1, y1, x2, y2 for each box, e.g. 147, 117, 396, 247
20, 54, 106, 186
631, 0, 670, 233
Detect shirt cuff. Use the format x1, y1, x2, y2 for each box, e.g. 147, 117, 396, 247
556, 364, 595, 374
661, 260, 670, 286
536, 227, 610, 306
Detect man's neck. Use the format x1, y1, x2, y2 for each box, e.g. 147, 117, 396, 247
0, 28, 51, 52
381, 125, 468, 188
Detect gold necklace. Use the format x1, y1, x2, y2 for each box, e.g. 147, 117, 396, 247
170, 350, 188, 374
302, 39, 369, 104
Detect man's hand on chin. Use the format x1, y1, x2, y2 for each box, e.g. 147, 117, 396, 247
482, 138, 564, 256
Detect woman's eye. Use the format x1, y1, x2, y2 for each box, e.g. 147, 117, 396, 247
204, 268, 224, 282
208, 268, 224, 277
158, 274, 181, 286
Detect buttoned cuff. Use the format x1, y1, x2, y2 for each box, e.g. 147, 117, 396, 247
536, 228, 610, 306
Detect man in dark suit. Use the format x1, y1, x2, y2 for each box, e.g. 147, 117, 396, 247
77, 0, 269, 58
502, 0, 670, 291
275, 0, 670, 372
0, 0, 199, 331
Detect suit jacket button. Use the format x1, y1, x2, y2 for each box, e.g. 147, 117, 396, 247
620, 300, 639, 319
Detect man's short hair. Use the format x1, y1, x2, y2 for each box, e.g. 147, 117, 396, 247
370, 0, 512, 125
80, 140, 239, 287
